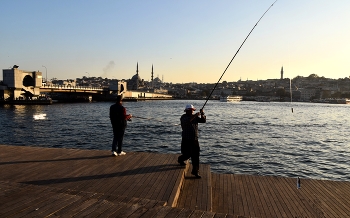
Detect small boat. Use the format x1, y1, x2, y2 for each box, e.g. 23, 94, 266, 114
220, 95, 243, 102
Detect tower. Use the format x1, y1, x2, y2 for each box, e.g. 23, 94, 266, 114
151, 64, 154, 82
151, 64, 154, 88
281, 66, 284, 80
136, 62, 139, 76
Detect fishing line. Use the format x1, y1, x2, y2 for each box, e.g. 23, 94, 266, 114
132, 115, 182, 126
132, 116, 163, 122
201, 0, 278, 111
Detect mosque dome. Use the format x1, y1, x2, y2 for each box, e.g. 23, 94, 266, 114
131, 74, 141, 81
153, 77, 162, 83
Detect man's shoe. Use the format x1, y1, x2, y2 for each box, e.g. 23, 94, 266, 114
112, 151, 118, 156
178, 160, 186, 166
118, 151, 126, 156
191, 172, 202, 179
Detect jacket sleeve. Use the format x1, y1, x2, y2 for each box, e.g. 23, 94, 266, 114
123, 107, 132, 120
197, 115, 206, 123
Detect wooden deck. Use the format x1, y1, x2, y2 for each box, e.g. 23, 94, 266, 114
1, 145, 350, 217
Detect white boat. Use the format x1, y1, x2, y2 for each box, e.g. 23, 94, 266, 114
220, 95, 243, 102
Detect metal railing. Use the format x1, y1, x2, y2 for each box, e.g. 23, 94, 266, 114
41, 84, 103, 91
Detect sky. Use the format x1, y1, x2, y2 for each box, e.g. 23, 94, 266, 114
1, 0, 350, 83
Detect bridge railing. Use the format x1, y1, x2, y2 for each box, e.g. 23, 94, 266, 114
41, 84, 104, 91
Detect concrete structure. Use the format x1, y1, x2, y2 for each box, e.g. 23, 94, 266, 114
2, 66, 43, 100
109, 79, 127, 96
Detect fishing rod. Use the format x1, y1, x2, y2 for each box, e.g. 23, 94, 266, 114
201, 0, 278, 111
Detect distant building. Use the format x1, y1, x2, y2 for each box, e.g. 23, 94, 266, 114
2, 66, 43, 100
127, 62, 144, 90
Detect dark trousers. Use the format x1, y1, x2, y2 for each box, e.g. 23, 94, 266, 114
112, 128, 125, 153
178, 139, 200, 173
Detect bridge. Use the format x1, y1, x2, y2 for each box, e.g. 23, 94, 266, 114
1, 67, 124, 102
1, 67, 172, 103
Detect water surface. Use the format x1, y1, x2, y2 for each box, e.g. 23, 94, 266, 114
1, 100, 349, 181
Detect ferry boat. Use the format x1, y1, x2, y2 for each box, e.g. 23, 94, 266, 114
220, 95, 243, 102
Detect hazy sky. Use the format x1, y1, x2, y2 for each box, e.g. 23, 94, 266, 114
1, 0, 349, 83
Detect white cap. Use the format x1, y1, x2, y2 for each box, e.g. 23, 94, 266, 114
184, 104, 196, 111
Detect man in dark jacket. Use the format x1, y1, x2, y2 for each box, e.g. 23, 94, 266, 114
110, 95, 132, 156
178, 104, 206, 178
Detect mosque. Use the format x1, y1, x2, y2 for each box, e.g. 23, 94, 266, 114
127, 62, 166, 93
119, 62, 171, 99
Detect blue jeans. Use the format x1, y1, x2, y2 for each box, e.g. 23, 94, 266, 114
112, 129, 125, 153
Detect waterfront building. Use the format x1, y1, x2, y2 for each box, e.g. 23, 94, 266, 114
2, 66, 43, 100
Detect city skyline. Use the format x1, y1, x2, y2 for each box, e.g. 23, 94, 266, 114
1, 1, 350, 83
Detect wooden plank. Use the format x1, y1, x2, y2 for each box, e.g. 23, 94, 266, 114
101, 152, 154, 197
281, 177, 316, 217
163, 207, 185, 218
223, 173, 232, 213
166, 161, 189, 207
177, 163, 212, 211
200, 211, 216, 218
149, 153, 180, 202
152, 155, 180, 202
247, 174, 266, 217
189, 168, 201, 211
78, 200, 115, 217
253, 174, 276, 218
143, 153, 173, 200
269, 177, 305, 217
138, 205, 166, 218
319, 179, 350, 217
204, 164, 212, 211
234, 174, 245, 216
255, 175, 281, 217
189, 210, 205, 217
306, 178, 348, 217
151, 206, 176, 218
0, 186, 58, 217
176, 207, 195, 218
17, 192, 81, 217
122, 152, 158, 196
103, 152, 154, 197
211, 173, 219, 212
270, 175, 296, 217
95, 201, 129, 217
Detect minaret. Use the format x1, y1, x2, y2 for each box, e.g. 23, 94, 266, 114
281, 66, 284, 80
151, 64, 154, 88
151, 64, 154, 82
136, 62, 139, 76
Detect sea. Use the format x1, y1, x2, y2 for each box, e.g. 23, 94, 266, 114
1, 100, 349, 182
